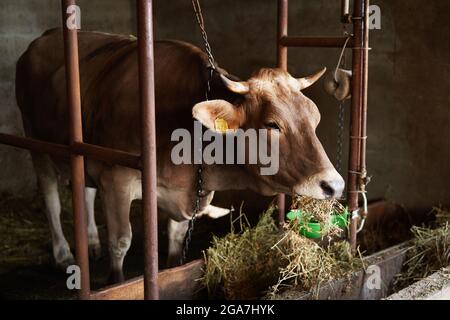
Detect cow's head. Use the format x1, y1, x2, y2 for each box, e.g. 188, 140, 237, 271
193, 67, 344, 199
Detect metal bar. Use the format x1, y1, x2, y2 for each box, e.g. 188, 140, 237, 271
358, 0, 370, 227
279, 36, 354, 48
276, 0, 288, 225
61, 0, 90, 299
0, 133, 71, 158
0, 134, 141, 169
277, 0, 288, 70
72, 142, 141, 169
360, 0, 370, 176
347, 0, 365, 253
136, 0, 159, 300
276, 193, 286, 227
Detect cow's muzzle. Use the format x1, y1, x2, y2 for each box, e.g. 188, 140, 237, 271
293, 169, 345, 200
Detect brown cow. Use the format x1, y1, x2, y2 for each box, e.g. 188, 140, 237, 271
16, 28, 344, 282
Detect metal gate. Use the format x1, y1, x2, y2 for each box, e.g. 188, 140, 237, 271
0, 0, 159, 300
0, 0, 369, 300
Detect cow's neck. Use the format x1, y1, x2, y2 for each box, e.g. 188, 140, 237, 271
202, 164, 252, 192
202, 164, 275, 196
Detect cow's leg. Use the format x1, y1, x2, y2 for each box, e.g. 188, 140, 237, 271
85, 187, 101, 260
99, 167, 134, 283
32, 154, 74, 269
167, 218, 189, 267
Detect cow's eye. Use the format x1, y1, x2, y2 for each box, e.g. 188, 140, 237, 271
264, 122, 280, 130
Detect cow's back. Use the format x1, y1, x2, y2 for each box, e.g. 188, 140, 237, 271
16, 29, 138, 143
17, 29, 209, 150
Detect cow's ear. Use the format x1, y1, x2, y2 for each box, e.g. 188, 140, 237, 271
192, 100, 245, 132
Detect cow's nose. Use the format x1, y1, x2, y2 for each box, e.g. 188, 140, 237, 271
320, 178, 345, 199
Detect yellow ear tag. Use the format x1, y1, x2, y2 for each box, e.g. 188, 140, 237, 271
214, 117, 229, 133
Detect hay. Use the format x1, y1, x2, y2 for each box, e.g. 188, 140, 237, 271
266, 232, 362, 299
0, 190, 75, 268
202, 207, 284, 299
0, 193, 51, 266
202, 206, 362, 300
290, 196, 346, 237
393, 208, 450, 291
291, 196, 345, 224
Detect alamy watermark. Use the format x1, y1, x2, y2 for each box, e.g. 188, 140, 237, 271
66, 4, 81, 30
369, 5, 381, 30
171, 121, 280, 176
65, 4, 381, 31
66, 265, 81, 290
66, 263, 384, 291
365, 264, 382, 290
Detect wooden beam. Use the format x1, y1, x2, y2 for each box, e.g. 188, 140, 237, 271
90, 259, 205, 300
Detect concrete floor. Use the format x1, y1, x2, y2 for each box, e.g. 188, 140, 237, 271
387, 267, 450, 300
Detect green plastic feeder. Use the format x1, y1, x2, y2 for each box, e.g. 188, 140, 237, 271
331, 210, 349, 229
286, 208, 349, 239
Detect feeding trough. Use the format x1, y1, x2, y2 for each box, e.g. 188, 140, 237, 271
89, 200, 436, 300
0, 196, 445, 300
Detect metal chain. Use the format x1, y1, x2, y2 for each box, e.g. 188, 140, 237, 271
181, 0, 218, 265
192, 0, 216, 70
180, 69, 214, 265
335, 25, 349, 176
180, 163, 204, 264
335, 101, 345, 174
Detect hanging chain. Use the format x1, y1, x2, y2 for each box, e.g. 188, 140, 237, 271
180, 162, 204, 264
336, 101, 345, 174
180, 0, 216, 264
335, 26, 350, 177
192, 0, 216, 70
181, 1, 216, 263
180, 69, 214, 265
181, 106, 206, 263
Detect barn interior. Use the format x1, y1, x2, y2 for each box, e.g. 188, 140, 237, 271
0, 0, 449, 300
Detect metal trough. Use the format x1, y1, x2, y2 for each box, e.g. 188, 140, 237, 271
272, 241, 411, 300
90, 201, 413, 300
91, 260, 205, 300
91, 242, 412, 300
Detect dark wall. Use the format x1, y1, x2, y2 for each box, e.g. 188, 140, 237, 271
0, 0, 136, 195
1, 0, 449, 212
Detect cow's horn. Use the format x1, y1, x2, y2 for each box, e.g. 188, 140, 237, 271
220, 74, 250, 95
298, 67, 327, 90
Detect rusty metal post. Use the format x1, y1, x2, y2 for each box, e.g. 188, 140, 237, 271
360, 0, 370, 179
136, 0, 159, 300
277, 0, 288, 70
279, 36, 354, 48
61, 0, 90, 299
276, 0, 288, 225
347, 0, 365, 253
